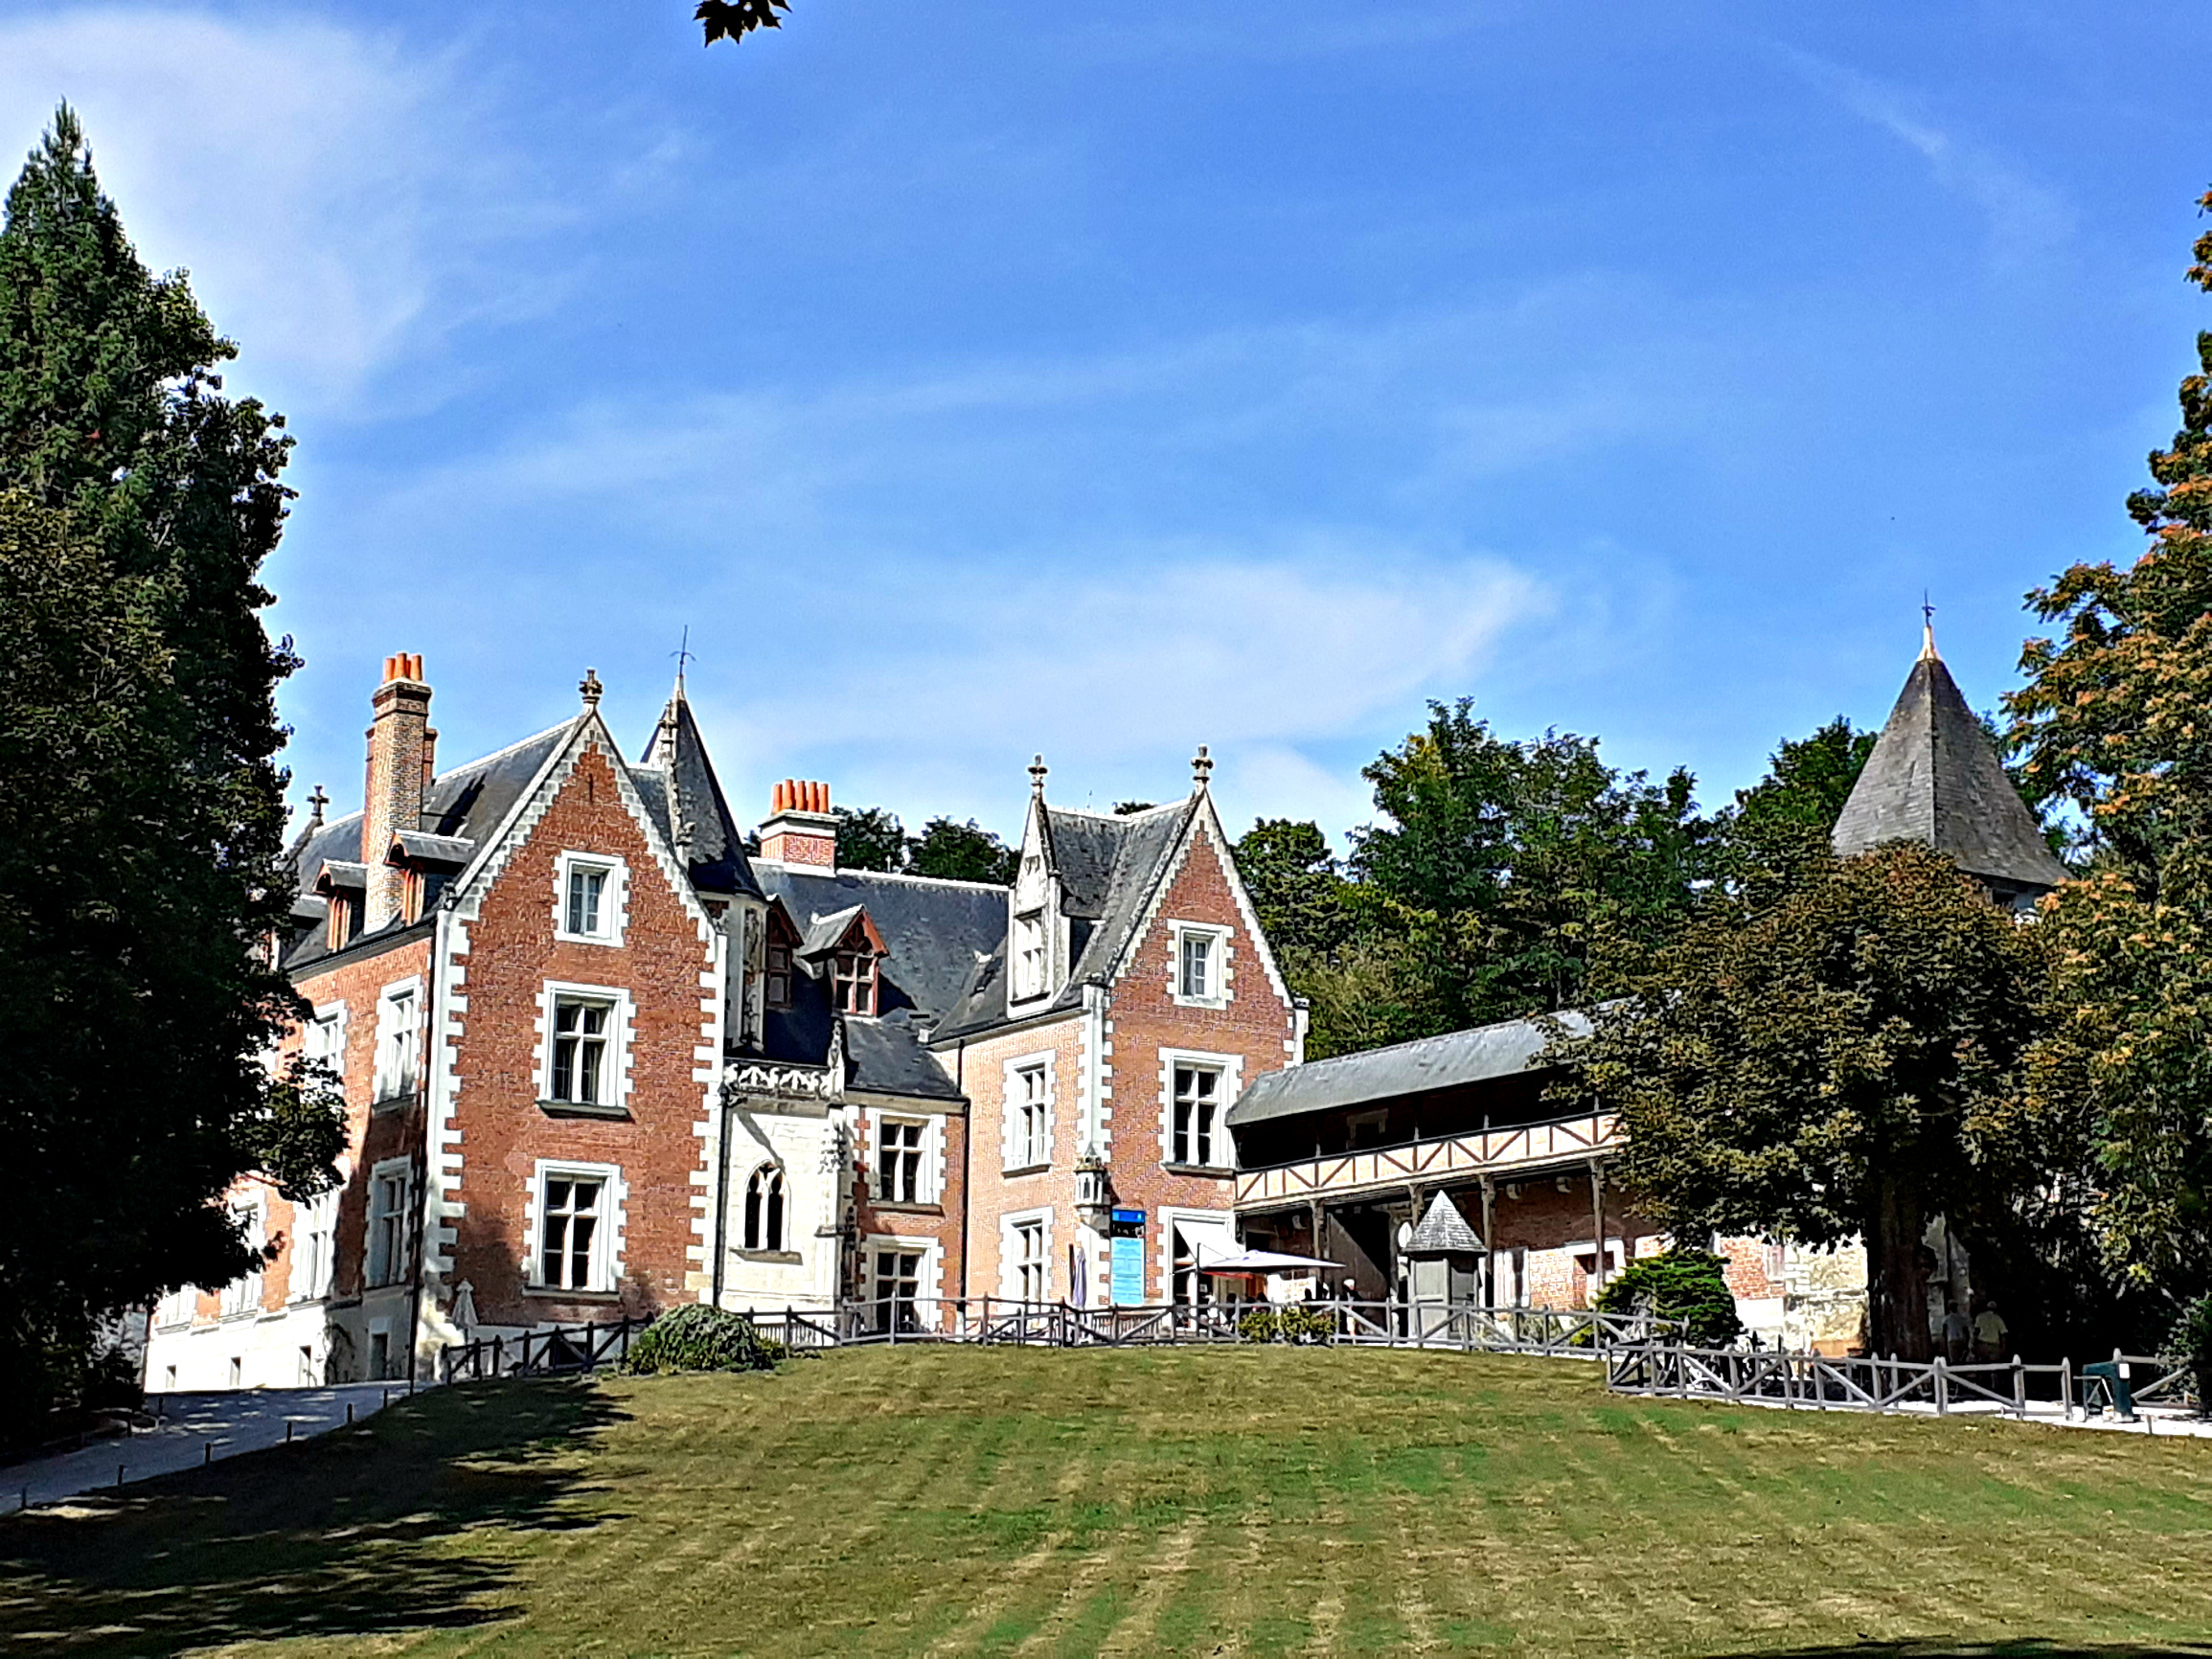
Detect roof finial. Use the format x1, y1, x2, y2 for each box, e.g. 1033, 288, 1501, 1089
580, 667, 604, 709
671, 625, 695, 698
1192, 744, 1213, 790
1029, 754, 1048, 795
1920, 592, 1939, 662
306, 784, 329, 829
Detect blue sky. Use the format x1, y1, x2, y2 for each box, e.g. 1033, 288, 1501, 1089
2, 3, 2206, 848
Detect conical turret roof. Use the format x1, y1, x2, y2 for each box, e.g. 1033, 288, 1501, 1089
1831, 627, 2068, 895
1405, 1191, 1484, 1258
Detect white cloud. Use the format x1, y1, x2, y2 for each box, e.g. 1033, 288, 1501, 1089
0, 9, 563, 412
1784, 50, 2072, 265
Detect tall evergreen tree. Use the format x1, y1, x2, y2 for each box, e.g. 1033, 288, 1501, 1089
0, 109, 339, 1429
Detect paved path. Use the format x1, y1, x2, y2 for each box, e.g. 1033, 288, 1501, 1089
5, 1382, 407, 1511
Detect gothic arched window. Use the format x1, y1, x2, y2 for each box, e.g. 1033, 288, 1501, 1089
744, 1166, 786, 1253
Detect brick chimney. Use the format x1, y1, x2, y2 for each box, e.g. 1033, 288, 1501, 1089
363, 652, 433, 930
758, 779, 837, 868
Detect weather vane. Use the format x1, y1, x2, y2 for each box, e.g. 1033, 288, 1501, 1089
672, 625, 696, 684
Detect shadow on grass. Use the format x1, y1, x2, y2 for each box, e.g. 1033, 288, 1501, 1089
0, 1378, 623, 1656
1715, 1645, 2212, 1658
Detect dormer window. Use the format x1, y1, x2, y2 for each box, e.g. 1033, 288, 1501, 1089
325, 895, 353, 953
834, 949, 878, 1016
1012, 913, 1046, 1002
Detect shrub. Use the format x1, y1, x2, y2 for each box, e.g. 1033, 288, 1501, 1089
622, 1306, 787, 1376
1236, 1305, 1334, 1345
1593, 1249, 1743, 1348
2167, 1294, 2212, 1414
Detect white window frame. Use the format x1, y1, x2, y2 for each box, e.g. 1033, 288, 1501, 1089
1168, 921, 1231, 1009
304, 1002, 347, 1084
290, 1185, 341, 1303
873, 1113, 938, 1206
1011, 912, 1046, 1004
1002, 1053, 1056, 1173
864, 1234, 942, 1332
527, 1159, 625, 1294
1157, 1047, 1242, 1170
372, 977, 423, 1102
154, 1284, 195, 1329
553, 851, 628, 946
537, 981, 634, 1113
220, 1196, 265, 1318
741, 1162, 791, 1254
366, 1157, 416, 1288
1001, 1207, 1052, 1303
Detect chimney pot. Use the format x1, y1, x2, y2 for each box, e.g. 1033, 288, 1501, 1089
758, 778, 837, 867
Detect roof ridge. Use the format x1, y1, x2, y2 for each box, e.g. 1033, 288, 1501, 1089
758, 861, 1011, 894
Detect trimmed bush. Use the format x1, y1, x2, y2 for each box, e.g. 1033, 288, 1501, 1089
1593, 1248, 1743, 1348
2167, 1294, 2212, 1414
623, 1306, 787, 1376
1237, 1305, 1334, 1345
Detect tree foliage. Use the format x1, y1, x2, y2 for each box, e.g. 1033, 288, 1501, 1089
0, 111, 338, 1429
1348, 701, 1718, 1035
1592, 1248, 1743, 1349
907, 816, 1017, 884
832, 805, 906, 873
1563, 843, 2057, 1360
2007, 187, 2212, 1309
695, 0, 789, 47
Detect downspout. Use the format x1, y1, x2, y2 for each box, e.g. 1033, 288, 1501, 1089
956, 1039, 970, 1302
710, 1085, 734, 1309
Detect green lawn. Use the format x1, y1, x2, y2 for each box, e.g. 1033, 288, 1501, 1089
5, 1348, 2212, 1658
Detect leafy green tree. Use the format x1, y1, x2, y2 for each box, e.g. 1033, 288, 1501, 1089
1564, 842, 2055, 1360
1592, 1249, 1743, 1348
1349, 700, 1718, 1035
2007, 189, 2212, 1310
1233, 820, 1350, 962
0, 110, 341, 1428
1731, 717, 1874, 837
906, 816, 1016, 884
832, 805, 906, 873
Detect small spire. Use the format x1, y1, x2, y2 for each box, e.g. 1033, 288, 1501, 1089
671, 625, 695, 700
1029, 754, 1048, 795
1920, 594, 1940, 663
1192, 744, 1213, 790
306, 784, 329, 829
580, 668, 604, 709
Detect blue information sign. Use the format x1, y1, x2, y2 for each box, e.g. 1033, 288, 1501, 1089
1109, 1233, 1146, 1306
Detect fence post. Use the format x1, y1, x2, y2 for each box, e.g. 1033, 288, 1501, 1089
1935, 1356, 1949, 1416
2061, 1356, 2073, 1420
2013, 1355, 2025, 1417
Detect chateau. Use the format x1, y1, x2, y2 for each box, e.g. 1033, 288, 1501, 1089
145, 656, 1303, 1387
143, 623, 2064, 1387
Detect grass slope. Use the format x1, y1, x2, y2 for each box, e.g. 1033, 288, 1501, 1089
5, 1347, 2212, 1657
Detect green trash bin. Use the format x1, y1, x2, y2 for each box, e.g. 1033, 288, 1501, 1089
2081, 1360, 2137, 1420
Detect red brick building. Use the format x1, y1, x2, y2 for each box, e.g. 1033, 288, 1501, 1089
146, 657, 1304, 1386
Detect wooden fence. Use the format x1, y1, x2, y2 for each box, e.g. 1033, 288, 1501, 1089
436, 1300, 1674, 1382
1606, 1340, 2194, 1421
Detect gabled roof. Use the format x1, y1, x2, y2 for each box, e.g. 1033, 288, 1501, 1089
934, 798, 1200, 1041
1831, 632, 2068, 894
389, 830, 474, 868
1225, 1011, 1591, 1129
754, 865, 1007, 1023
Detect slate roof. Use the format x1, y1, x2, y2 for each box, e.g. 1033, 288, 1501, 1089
933, 799, 1199, 1041
639, 690, 764, 900
1406, 1191, 1484, 1257
1225, 1011, 1591, 1129
282, 721, 574, 972
750, 864, 1007, 1102
1831, 636, 2069, 894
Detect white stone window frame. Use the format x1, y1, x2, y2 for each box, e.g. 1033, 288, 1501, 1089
1156, 1048, 1243, 1171
1168, 920, 1233, 1009
1156, 1205, 1237, 1307
1010, 911, 1047, 1005
525, 1158, 627, 1295
553, 850, 630, 946
1000, 1206, 1053, 1303
1001, 1052, 1057, 1174
863, 1232, 944, 1328
154, 1284, 195, 1329
372, 976, 425, 1103
365, 1156, 416, 1289
289, 1184, 342, 1304
304, 1001, 348, 1086
536, 980, 636, 1114
871, 1111, 942, 1206
219, 1193, 266, 1319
